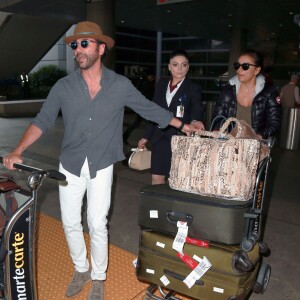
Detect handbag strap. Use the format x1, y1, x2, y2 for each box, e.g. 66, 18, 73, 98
194, 118, 240, 140
209, 115, 227, 131
131, 147, 149, 152
193, 130, 234, 140
219, 117, 242, 137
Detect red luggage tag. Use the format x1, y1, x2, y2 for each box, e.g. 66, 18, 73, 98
176, 252, 198, 270
185, 236, 209, 248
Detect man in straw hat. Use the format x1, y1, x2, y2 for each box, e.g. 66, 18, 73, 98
2, 21, 202, 299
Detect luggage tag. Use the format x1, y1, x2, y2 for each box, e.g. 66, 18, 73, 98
156, 241, 166, 248
185, 236, 209, 248
160, 275, 170, 286
177, 252, 198, 270
183, 256, 212, 289
149, 210, 158, 218
172, 221, 188, 253
132, 258, 137, 268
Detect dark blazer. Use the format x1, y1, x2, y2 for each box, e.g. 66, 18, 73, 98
144, 77, 204, 144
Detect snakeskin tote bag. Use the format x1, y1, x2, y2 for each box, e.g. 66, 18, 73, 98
169, 118, 261, 201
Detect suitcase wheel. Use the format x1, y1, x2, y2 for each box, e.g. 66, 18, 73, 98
241, 232, 258, 252
232, 250, 254, 273
253, 262, 271, 294
258, 240, 270, 256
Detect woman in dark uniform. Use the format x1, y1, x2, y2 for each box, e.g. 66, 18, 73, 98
138, 49, 204, 184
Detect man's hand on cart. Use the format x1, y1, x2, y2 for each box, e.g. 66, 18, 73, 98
0, 156, 66, 183
2, 152, 23, 170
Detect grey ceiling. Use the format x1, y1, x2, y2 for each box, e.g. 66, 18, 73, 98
115, 0, 300, 54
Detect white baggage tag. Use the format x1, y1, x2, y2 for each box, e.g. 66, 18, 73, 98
160, 275, 170, 286
149, 210, 158, 218
183, 256, 212, 289
192, 254, 202, 263
132, 257, 138, 268
156, 241, 165, 248
172, 221, 188, 253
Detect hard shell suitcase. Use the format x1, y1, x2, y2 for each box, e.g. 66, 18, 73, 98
136, 230, 261, 300
139, 184, 252, 245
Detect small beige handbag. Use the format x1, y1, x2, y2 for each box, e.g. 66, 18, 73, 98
128, 148, 151, 171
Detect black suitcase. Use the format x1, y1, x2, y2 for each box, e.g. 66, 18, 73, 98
139, 154, 271, 248
137, 230, 268, 300
139, 184, 252, 245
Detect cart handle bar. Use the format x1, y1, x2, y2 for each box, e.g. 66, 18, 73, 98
0, 156, 66, 182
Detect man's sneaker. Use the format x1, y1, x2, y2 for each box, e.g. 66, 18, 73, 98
65, 271, 90, 297
87, 280, 104, 300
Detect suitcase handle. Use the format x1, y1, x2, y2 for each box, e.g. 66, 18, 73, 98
163, 269, 204, 286
166, 210, 193, 226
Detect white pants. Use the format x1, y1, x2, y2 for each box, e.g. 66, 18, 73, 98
59, 159, 113, 280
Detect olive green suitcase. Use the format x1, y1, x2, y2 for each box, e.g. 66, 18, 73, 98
136, 230, 263, 300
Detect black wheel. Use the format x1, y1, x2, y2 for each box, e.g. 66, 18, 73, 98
253, 281, 263, 294
241, 239, 254, 252
258, 241, 270, 256
253, 263, 271, 294
232, 250, 254, 272
241, 233, 258, 252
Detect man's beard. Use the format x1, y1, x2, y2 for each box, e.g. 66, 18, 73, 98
76, 49, 100, 70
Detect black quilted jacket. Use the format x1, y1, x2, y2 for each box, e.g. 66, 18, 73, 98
212, 79, 282, 139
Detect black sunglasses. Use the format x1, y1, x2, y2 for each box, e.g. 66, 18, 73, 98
69, 39, 100, 50
233, 62, 258, 71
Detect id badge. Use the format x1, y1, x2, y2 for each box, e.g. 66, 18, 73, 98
176, 104, 184, 118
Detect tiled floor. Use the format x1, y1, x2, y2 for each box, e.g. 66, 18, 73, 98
35, 214, 149, 300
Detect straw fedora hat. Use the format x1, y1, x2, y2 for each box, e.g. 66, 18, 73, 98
64, 21, 115, 49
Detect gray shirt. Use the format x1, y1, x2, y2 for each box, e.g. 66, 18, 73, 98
32, 65, 173, 178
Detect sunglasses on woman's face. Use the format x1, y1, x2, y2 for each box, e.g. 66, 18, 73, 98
233, 62, 258, 71
69, 39, 100, 50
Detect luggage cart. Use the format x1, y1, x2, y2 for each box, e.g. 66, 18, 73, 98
138, 138, 274, 300
241, 138, 275, 254
0, 157, 65, 300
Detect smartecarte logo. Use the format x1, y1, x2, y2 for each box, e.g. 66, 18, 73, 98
12, 232, 27, 299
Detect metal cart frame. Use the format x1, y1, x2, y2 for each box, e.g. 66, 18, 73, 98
0, 157, 65, 300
